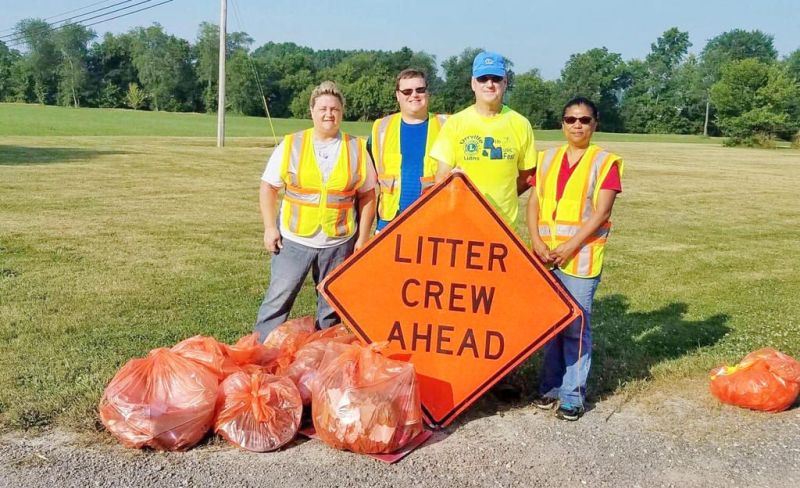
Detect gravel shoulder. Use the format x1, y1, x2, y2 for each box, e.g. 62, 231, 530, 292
2, 379, 798, 488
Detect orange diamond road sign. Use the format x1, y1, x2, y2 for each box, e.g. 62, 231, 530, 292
319, 173, 582, 428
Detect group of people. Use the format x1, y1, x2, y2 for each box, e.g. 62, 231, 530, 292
253, 51, 623, 422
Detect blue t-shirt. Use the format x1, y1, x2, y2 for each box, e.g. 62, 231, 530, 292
376, 119, 429, 231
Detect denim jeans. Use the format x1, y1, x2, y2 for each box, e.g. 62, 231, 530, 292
253, 236, 355, 341
538, 269, 601, 408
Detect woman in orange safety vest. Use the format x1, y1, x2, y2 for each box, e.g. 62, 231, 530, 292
526, 96, 623, 421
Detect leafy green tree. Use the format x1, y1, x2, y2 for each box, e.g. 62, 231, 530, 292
129, 24, 195, 111
194, 21, 253, 112
226, 50, 264, 115
784, 49, 800, 82
700, 29, 778, 135
439, 47, 483, 113
710, 58, 798, 144
0, 41, 22, 101
14, 19, 59, 104
620, 28, 703, 134
345, 69, 396, 120
253, 43, 316, 118
53, 24, 95, 107
508, 69, 558, 128
560, 47, 628, 131
87, 33, 139, 108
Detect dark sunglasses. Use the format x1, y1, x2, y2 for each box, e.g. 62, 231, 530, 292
398, 87, 427, 96
563, 116, 594, 125
475, 75, 504, 84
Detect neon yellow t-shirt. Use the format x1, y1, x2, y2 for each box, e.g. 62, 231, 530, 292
429, 105, 536, 226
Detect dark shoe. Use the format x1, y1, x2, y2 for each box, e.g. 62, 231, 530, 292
555, 404, 585, 421
532, 395, 557, 410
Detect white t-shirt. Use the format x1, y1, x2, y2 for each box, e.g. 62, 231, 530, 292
261, 135, 377, 248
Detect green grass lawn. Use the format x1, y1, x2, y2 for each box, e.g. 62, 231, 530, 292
0, 103, 724, 143
1, 107, 798, 433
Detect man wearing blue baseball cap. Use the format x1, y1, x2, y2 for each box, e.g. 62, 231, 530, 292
430, 51, 536, 228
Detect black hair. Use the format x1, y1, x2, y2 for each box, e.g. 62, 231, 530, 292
562, 97, 598, 120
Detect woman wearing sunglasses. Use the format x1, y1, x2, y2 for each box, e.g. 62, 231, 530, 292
526, 97, 623, 421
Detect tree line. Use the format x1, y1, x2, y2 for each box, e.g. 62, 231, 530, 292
1, 21, 799, 146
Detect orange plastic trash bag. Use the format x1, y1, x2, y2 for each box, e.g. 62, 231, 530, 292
172, 335, 239, 381
214, 370, 303, 452
225, 333, 279, 370
285, 325, 358, 405
311, 342, 423, 454
264, 316, 317, 373
710, 348, 800, 412
99, 348, 218, 450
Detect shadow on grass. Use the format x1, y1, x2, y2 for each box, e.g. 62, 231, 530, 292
458, 294, 730, 425
589, 294, 730, 399
0, 145, 128, 165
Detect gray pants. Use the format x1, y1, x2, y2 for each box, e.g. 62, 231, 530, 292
254, 236, 355, 341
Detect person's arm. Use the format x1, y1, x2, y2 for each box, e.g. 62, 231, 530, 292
550, 189, 618, 267
354, 189, 376, 250
259, 181, 282, 253
517, 168, 534, 195
526, 186, 553, 264
434, 159, 455, 183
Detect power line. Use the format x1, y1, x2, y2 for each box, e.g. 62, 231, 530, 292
0, 0, 123, 34
4, 0, 173, 49
230, 0, 278, 141
1, 1, 137, 41
2, 0, 152, 44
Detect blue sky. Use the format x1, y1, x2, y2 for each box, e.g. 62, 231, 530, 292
2, 0, 798, 79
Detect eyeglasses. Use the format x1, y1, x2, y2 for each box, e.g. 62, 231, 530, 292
562, 116, 594, 125
475, 75, 504, 84
398, 87, 427, 96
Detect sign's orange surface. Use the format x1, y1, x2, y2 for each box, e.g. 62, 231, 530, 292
320, 173, 582, 427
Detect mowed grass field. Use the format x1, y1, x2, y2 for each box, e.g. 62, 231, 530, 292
1, 103, 799, 432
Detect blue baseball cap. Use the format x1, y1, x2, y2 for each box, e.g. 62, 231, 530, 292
472, 51, 506, 78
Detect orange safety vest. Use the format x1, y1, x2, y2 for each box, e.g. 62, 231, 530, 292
279, 129, 368, 238
536, 144, 623, 278
371, 112, 448, 221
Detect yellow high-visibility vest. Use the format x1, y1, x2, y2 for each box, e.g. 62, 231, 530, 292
279, 129, 367, 238
536, 144, 623, 278
371, 112, 448, 221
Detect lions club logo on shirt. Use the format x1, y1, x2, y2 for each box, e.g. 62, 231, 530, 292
460, 135, 482, 161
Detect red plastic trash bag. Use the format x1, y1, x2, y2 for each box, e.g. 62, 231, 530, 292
99, 348, 218, 450
214, 370, 303, 452
709, 348, 800, 412
311, 342, 423, 454
225, 333, 278, 370
285, 325, 358, 405
171, 335, 239, 381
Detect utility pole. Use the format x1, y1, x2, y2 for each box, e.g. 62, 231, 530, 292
216, 0, 227, 147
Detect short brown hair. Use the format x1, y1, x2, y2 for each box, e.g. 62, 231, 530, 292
309, 80, 345, 111
395, 69, 427, 91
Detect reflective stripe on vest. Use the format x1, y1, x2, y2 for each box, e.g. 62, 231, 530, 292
280, 129, 366, 238
371, 112, 448, 221
535, 144, 623, 278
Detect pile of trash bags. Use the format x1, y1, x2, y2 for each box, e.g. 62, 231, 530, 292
99, 318, 423, 454
709, 348, 800, 412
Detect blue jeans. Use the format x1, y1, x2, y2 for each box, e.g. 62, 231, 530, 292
253, 236, 355, 341
538, 269, 601, 408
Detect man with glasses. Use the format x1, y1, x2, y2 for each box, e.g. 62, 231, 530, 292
431, 51, 536, 229
369, 69, 448, 231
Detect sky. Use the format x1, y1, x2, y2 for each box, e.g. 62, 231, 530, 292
2, 0, 798, 80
